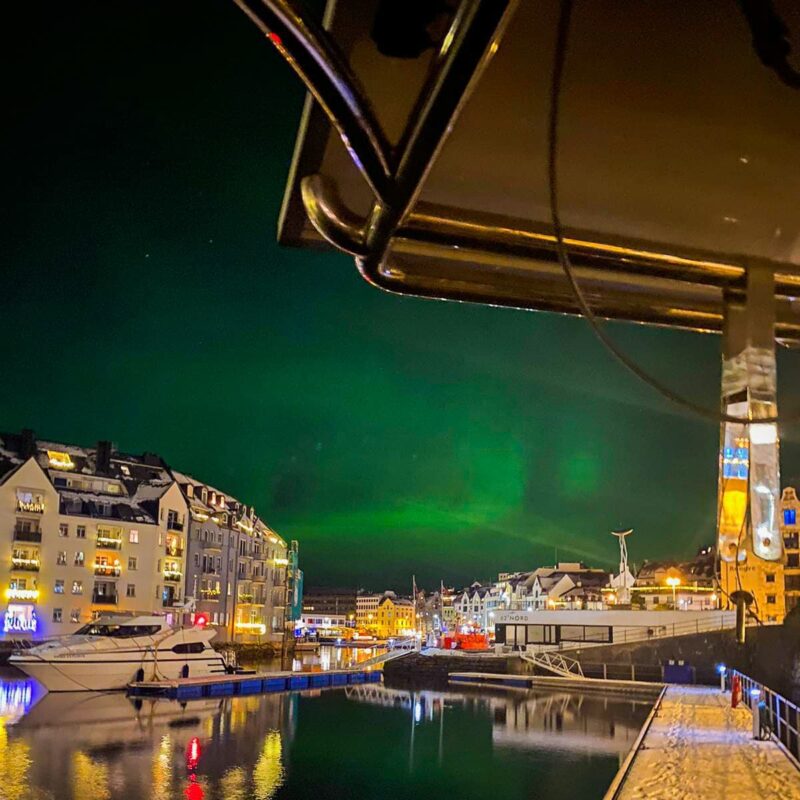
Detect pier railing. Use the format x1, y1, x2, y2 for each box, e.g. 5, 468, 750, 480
733, 670, 800, 767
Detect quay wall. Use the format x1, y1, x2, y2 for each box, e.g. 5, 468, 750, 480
385, 613, 800, 701
384, 652, 523, 688
568, 617, 800, 701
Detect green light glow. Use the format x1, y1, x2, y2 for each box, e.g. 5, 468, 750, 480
4, 1, 800, 589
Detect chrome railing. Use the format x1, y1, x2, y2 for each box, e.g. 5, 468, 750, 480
734, 670, 800, 766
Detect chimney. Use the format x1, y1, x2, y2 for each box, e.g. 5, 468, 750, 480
20, 428, 36, 459
96, 440, 112, 475
142, 452, 163, 467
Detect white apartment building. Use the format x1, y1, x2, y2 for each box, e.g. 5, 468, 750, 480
1, 433, 188, 639
356, 592, 383, 629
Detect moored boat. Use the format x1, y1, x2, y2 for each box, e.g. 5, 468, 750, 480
8, 614, 226, 692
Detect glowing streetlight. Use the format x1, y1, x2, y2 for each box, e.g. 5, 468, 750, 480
666, 576, 680, 609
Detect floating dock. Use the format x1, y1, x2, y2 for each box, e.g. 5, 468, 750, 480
128, 668, 381, 700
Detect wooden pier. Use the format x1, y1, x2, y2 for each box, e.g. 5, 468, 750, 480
608, 685, 800, 799
128, 668, 381, 700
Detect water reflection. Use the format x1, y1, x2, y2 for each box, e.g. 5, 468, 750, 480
258, 644, 384, 674
253, 731, 284, 800
0, 667, 652, 800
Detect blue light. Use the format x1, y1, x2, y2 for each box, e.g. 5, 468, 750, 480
3, 606, 38, 634
749, 688, 761, 699
0, 679, 36, 722
784, 509, 797, 526
716, 664, 727, 674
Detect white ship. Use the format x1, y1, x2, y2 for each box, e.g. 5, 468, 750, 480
8, 615, 227, 692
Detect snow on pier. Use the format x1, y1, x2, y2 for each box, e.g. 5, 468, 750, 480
614, 685, 800, 799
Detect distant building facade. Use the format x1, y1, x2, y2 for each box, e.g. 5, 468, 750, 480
374, 594, 414, 638
1, 432, 188, 640
633, 547, 718, 612
176, 472, 295, 643
303, 588, 357, 620
0, 430, 299, 644
782, 487, 800, 614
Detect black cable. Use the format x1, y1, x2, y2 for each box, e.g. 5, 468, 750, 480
738, 0, 800, 90
547, 0, 795, 427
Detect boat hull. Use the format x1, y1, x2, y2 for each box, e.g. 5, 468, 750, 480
10, 652, 227, 692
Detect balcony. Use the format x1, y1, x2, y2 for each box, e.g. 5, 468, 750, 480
201, 539, 222, 551
13, 528, 42, 543
92, 590, 118, 605
237, 594, 254, 604
166, 546, 185, 558
200, 589, 221, 601
95, 536, 122, 550
167, 518, 184, 532
94, 564, 121, 578
163, 570, 182, 583
11, 557, 40, 572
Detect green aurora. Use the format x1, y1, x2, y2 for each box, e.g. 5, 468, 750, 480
4, 1, 800, 589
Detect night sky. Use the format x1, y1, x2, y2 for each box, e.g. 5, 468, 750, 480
5, 1, 800, 590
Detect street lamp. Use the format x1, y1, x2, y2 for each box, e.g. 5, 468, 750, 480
666, 576, 680, 609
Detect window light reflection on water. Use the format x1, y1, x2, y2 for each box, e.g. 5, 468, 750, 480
0, 667, 653, 800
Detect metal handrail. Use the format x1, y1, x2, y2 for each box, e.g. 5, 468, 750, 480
733, 670, 800, 767
232, 0, 392, 200
521, 650, 585, 679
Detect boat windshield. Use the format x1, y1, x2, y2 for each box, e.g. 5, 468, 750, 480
72, 623, 162, 638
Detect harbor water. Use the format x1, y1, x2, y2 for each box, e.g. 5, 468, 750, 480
0, 666, 653, 799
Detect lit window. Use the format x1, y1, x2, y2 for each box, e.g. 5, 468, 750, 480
129, 530, 139, 544
59, 524, 69, 537
53, 608, 63, 623
784, 509, 797, 526
71, 580, 83, 595
128, 557, 138, 571
70, 609, 81, 623
74, 552, 85, 566
47, 450, 75, 470
54, 579, 64, 594
56, 551, 67, 566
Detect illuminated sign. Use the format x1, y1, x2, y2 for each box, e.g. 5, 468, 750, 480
3, 604, 38, 634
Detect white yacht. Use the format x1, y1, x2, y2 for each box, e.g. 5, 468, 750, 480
8, 615, 227, 692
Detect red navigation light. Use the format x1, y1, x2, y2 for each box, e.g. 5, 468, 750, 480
187, 737, 201, 771
267, 32, 282, 47
194, 613, 208, 628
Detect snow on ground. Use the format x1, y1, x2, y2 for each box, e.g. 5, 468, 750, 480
618, 685, 800, 799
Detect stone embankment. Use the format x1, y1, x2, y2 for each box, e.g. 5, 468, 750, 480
384, 651, 522, 688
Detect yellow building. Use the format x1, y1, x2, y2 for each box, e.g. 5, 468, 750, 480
374, 595, 415, 638
782, 487, 800, 614
718, 440, 785, 624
